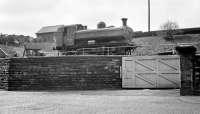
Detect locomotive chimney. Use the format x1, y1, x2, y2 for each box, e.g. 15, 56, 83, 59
121, 18, 128, 26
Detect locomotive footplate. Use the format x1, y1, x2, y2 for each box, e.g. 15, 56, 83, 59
61, 42, 136, 55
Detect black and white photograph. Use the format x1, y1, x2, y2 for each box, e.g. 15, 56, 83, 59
0, 0, 200, 113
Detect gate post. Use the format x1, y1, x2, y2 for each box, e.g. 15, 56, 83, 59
176, 44, 197, 95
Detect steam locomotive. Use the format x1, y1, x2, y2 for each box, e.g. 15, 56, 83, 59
55, 18, 135, 55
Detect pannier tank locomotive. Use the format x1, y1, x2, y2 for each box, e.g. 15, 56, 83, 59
55, 18, 135, 55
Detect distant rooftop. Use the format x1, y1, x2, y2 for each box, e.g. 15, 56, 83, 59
36, 25, 64, 34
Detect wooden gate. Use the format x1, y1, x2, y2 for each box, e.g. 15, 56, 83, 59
122, 56, 180, 88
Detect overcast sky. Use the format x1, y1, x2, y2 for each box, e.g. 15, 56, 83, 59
0, 0, 200, 37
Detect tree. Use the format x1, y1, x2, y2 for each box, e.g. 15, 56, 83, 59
160, 21, 179, 39
0, 33, 33, 46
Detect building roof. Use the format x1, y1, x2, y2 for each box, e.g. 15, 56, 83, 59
36, 25, 64, 34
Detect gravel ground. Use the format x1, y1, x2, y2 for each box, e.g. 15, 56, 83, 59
0, 89, 200, 114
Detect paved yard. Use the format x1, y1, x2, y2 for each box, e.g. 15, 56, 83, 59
0, 89, 200, 114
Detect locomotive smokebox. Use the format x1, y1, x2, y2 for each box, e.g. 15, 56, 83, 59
121, 18, 128, 26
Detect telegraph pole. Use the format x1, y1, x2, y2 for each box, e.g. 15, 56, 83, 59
148, 0, 150, 32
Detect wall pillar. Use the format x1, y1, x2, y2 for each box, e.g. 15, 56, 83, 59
0, 59, 10, 90
176, 44, 197, 95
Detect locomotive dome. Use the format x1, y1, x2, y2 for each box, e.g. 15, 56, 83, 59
97, 21, 106, 28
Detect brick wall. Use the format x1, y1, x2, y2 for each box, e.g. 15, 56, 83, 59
0, 58, 10, 90
8, 56, 122, 90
